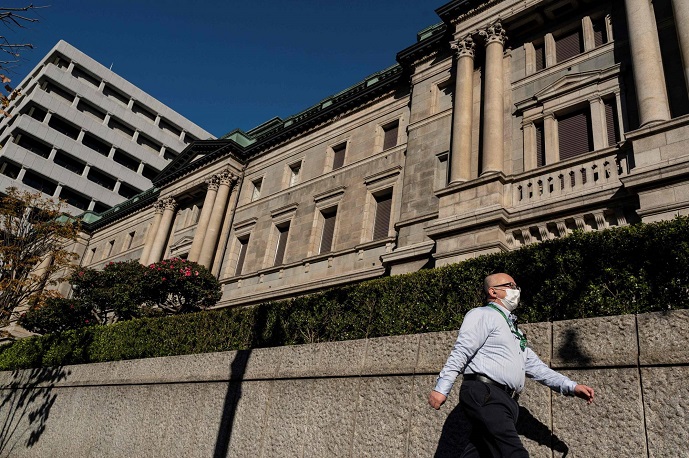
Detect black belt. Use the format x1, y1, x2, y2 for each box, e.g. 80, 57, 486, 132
464, 373, 520, 401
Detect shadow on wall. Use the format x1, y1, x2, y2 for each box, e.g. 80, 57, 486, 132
558, 328, 593, 366
0, 366, 70, 457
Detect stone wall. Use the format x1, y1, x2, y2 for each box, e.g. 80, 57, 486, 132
0, 309, 687, 457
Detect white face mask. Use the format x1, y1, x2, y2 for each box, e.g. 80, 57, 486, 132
501, 288, 521, 311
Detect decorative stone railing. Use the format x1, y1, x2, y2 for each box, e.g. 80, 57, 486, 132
512, 147, 631, 206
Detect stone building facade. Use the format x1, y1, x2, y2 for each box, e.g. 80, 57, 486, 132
0, 40, 213, 215
75, 0, 689, 308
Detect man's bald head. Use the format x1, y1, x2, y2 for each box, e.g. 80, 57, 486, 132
484, 273, 514, 294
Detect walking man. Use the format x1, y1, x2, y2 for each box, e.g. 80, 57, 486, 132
428, 272, 595, 457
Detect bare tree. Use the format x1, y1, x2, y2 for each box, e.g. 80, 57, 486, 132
0, 4, 46, 115
0, 188, 79, 325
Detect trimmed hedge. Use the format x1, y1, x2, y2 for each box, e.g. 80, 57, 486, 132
1, 216, 688, 371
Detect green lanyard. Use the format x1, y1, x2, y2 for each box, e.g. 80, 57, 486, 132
487, 303, 528, 351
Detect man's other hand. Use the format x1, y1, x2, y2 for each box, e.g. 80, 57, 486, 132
428, 390, 447, 410
574, 384, 595, 404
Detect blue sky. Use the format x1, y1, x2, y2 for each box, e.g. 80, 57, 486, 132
6, 1, 443, 137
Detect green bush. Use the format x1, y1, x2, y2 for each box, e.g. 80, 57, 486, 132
1, 217, 688, 371
20, 259, 222, 333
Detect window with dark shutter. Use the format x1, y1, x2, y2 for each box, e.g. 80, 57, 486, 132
558, 108, 593, 160
274, 225, 290, 266
604, 99, 620, 146
332, 143, 346, 170
556, 29, 583, 63
592, 18, 606, 47
535, 122, 545, 167
534, 43, 545, 71
382, 122, 399, 150
320, 209, 337, 254
235, 236, 249, 276
373, 193, 392, 241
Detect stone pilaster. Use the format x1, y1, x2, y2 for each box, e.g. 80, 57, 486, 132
147, 197, 177, 264
449, 35, 476, 183
187, 176, 220, 262
672, 0, 689, 95
479, 21, 507, 175
198, 170, 237, 268
624, 0, 670, 126
139, 200, 165, 265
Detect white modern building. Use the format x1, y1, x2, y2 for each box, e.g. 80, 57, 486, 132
0, 40, 213, 214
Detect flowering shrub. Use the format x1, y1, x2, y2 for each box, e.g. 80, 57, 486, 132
143, 258, 221, 314
19, 297, 93, 335
20, 259, 221, 334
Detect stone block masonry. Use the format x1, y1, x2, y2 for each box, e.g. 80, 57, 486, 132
0, 310, 687, 457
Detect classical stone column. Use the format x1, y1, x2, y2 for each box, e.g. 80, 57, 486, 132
198, 170, 236, 268
672, 0, 689, 94
147, 197, 177, 264
479, 21, 507, 175
187, 176, 220, 262
449, 36, 476, 183
212, 178, 242, 277
139, 200, 165, 265
624, 0, 670, 126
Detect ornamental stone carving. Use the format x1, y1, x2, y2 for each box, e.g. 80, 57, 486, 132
161, 197, 178, 211
217, 169, 238, 186
450, 36, 476, 58
206, 175, 221, 191
153, 200, 166, 214
480, 21, 507, 46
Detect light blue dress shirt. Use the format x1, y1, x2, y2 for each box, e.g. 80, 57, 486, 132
434, 302, 577, 397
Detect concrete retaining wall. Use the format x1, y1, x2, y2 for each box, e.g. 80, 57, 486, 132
0, 310, 687, 457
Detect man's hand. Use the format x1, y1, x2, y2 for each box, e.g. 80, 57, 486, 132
574, 384, 595, 404
428, 390, 447, 410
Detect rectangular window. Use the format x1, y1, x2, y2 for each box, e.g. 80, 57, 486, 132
235, 236, 250, 276
16, 134, 51, 158
0, 159, 21, 179
604, 99, 620, 146
48, 116, 80, 140
592, 17, 607, 47
382, 121, 399, 150
108, 118, 135, 139
54, 151, 86, 175
556, 29, 583, 63
23, 171, 57, 195
534, 43, 545, 71
82, 133, 111, 156
332, 143, 346, 170
373, 192, 393, 241
274, 224, 290, 266
113, 150, 140, 171
72, 66, 101, 87
558, 108, 593, 160
319, 208, 337, 254
77, 99, 106, 121
118, 183, 141, 199
104, 240, 114, 259
535, 121, 545, 167
87, 168, 116, 190
103, 84, 129, 106
251, 178, 262, 202
60, 187, 90, 210
85, 248, 96, 265
124, 232, 135, 251
289, 161, 302, 186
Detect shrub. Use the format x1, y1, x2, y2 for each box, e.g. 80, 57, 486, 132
143, 258, 221, 314
1, 216, 688, 371
19, 297, 94, 334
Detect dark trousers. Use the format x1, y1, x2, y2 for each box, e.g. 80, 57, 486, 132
459, 379, 528, 457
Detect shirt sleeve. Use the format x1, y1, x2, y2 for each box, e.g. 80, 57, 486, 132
433, 309, 491, 396
524, 347, 577, 395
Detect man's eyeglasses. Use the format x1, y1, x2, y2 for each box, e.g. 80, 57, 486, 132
491, 282, 520, 291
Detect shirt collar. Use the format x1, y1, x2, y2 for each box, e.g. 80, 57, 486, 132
486, 301, 510, 316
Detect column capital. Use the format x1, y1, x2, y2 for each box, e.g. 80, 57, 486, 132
161, 197, 177, 211
217, 168, 238, 186
480, 21, 507, 47
206, 175, 221, 191
450, 35, 476, 58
